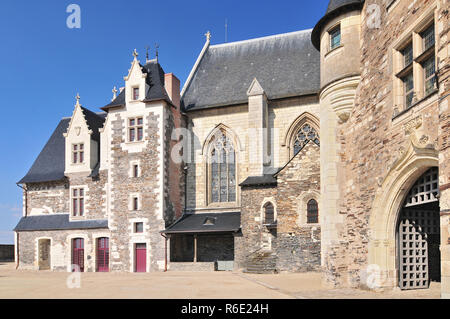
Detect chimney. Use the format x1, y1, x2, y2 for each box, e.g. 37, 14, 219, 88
164, 73, 180, 109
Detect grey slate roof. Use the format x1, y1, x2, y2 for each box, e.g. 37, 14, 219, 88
182, 29, 320, 111
162, 212, 241, 234
311, 0, 365, 50
102, 60, 171, 110
239, 174, 277, 187
18, 119, 70, 184
14, 214, 108, 231
80, 107, 106, 142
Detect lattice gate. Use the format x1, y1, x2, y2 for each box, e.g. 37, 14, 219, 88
397, 167, 440, 290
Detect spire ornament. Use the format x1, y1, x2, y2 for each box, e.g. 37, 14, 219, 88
112, 86, 118, 101
132, 48, 139, 59
75, 93, 81, 107
205, 31, 211, 42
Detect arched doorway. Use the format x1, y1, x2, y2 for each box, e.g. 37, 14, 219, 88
396, 167, 440, 290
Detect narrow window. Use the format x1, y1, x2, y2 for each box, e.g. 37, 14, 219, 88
132, 197, 139, 211
307, 199, 319, 224
329, 26, 341, 50
72, 188, 85, 216
402, 72, 414, 108
128, 117, 143, 142
423, 56, 436, 95
421, 24, 435, 52
133, 87, 139, 100
135, 222, 143, 233
264, 202, 275, 225
133, 164, 139, 178
72, 143, 84, 164
402, 43, 413, 68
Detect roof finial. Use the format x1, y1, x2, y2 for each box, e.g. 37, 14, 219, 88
112, 86, 118, 101
155, 43, 159, 62
75, 93, 81, 106
133, 48, 139, 59
145, 46, 150, 63
205, 30, 211, 42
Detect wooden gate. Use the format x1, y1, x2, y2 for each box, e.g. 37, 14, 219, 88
96, 237, 109, 272
38, 239, 51, 270
72, 238, 84, 272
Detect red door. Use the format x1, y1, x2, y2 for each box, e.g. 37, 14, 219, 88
97, 237, 109, 272
135, 243, 146, 272
72, 238, 84, 272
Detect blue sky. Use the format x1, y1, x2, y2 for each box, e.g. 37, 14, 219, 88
0, 0, 328, 243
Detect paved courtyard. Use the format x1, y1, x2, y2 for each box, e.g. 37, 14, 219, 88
0, 263, 441, 299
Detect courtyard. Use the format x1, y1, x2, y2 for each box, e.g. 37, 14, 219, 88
0, 263, 441, 299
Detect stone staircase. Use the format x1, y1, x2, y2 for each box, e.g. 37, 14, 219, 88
244, 250, 277, 274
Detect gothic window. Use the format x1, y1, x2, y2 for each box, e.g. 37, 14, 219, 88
307, 199, 318, 224
72, 143, 84, 164
264, 202, 275, 224
293, 124, 320, 156
209, 130, 236, 203
72, 188, 84, 216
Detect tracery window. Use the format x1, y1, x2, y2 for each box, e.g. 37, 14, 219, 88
307, 199, 319, 224
293, 124, 320, 155
209, 130, 236, 203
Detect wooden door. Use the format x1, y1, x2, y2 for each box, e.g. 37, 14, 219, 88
72, 238, 84, 272
97, 237, 109, 272
135, 243, 146, 272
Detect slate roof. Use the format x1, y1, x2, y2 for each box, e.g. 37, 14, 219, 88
102, 60, 171, 110
14, 214, 108, 231
311, 0, 365, 50
18, 119, 70, 184
239, 174, 277, 187
181, 29, 320, 111
18, 109, 106, 184
162, 212, 241, 234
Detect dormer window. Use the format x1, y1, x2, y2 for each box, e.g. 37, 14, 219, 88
128, 117, 143, 142
133, 87, 140, 100
329, 25, 341, 50
72, 144, 84, 164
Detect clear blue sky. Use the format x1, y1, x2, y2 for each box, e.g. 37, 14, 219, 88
0, 0, 328, 243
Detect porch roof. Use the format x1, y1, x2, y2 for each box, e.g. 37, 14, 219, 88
162, 212, 241, 234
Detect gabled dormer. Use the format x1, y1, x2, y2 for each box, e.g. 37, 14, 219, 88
64, 94, 105, 175
124, 49, 147, 105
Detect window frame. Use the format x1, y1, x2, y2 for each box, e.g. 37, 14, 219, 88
71, 187, 85, 217
306, 199, 319, 224
128, 117, 144, 142
132, 87, 140, 100
263, 202, 275, 225
134, 222, 144, 233
72, 143, 84, 164
329, 25, 341, 51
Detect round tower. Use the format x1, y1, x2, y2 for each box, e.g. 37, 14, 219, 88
311, 0, 364, 288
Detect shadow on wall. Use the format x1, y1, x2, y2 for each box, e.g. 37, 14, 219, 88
0, 244, 14, 262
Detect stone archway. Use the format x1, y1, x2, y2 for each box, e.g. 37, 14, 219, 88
368, 137, 438, 288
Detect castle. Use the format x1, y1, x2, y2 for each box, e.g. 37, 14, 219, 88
13, 0, 450, 295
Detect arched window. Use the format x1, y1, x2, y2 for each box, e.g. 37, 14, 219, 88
209, 130, 236, 203
293, 124, 320, 155
264, 202, 275, 224
307, 199, 318, 224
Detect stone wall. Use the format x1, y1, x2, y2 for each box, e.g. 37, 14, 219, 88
322, 0, 443, 288
17, 229, 110, 271
108, 109, 166, 272
26, 181, 69, 216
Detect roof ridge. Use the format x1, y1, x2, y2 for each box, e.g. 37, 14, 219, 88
210, 28, 313, 49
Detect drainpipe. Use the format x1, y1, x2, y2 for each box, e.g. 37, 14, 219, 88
160, 233, 168, 272
15, 183, 27, 270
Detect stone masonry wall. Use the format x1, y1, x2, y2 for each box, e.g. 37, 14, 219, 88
334, 0, 442, 287
25, 181, 69, 216
108, 110, 165, 272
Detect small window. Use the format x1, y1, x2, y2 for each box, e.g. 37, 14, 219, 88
307, 199, 318, 224
423, 56, 436, 95
402, 72, 414, 108
421, 24, 435, 52
264, 202, 275, 224
72, 144, 84, 164
135, 222, 143, 233
329, 26, 341, 50
203, 217, 216, 226
128, 117, 143, 142
132, 197, 139, 211
402, 43, 413, 67
133, 87, 140, 100
72, 188, 84, 216
133, 164, 139, 178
